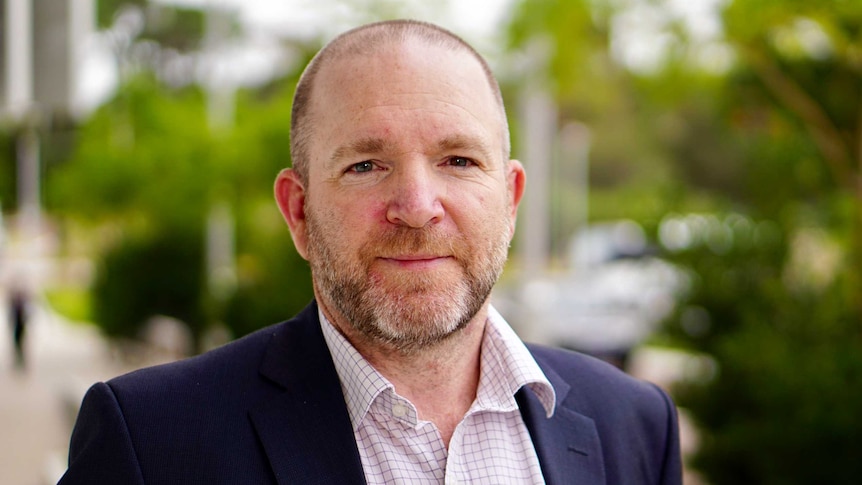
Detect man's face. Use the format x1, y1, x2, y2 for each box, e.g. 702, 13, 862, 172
280, 40, 525, 353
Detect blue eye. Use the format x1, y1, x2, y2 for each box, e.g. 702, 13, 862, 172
351, 161, 374, 173
449, 157, 472, 167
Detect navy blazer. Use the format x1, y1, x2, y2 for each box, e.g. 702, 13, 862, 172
59, 301, 681, 484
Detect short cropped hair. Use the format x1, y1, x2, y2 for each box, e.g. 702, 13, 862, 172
289, 19, 510, 184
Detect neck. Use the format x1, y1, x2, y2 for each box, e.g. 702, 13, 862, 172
318, 297, 489, 447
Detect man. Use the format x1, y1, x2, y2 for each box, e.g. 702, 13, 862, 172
60, 20, 681, 484
9, 287, 29, 370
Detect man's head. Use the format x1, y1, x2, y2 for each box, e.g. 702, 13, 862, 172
275, 20, 525, 353
289, 20, 510, 185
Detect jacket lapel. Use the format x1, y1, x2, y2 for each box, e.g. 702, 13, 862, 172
249, 303, 366, 485
518, 360, 606, 485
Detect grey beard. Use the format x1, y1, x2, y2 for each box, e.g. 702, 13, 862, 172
306, 218, 508, 354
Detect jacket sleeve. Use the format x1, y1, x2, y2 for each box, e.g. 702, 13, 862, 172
57, 382, 146, 485
652, 383, 683, 485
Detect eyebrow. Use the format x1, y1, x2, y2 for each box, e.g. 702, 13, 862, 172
328, 137, 393, 168
330, 137, 391, 161
436, 134, 493, 162
326, 133, 495, 169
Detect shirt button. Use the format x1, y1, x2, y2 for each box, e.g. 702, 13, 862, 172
392, 403, 409, 418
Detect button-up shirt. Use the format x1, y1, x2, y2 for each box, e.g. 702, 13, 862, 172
320, 306, 556, 484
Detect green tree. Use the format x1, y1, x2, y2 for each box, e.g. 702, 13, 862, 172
48, 75, 216, 349
644, 1, 862, 482
506, 0, 862, 482
92, 228, 206, 344
218, 76, 316, 338
721, 0, 862, 309
0, 129, 17, 210
505, 0, 694, 254
46, 50, 322, 348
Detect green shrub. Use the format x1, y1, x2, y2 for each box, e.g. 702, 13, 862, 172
92, 228, 206, 345
663, 215, 862, 484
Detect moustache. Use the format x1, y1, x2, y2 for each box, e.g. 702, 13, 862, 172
360, 226, 461, 260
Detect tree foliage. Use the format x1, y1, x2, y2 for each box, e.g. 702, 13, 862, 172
663, 212, 862, 484
505, 0, 862, 482
0, 129, 17, 211
665, 2, 862, 482
48, 75, 212, 226
47, 0, 318, 347
93, 228, 206, 343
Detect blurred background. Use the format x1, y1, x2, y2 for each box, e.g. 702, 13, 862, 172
1, 0, 860, 483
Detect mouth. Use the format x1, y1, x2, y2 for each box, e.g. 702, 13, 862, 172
378, 255, 453, 269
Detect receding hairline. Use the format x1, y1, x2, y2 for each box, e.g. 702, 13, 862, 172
289, 19, 510, 183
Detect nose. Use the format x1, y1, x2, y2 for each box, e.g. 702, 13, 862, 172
385, 163, 445, 228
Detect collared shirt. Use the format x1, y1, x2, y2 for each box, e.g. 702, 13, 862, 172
320, 305, 557, 484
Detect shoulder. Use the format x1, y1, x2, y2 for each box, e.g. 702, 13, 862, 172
62, 303, 331, 484
527, 343, 675, 425
109, 322, 278, 394
91, 323, 283, 431
527, 344, 682, 483
528, 344, 665, 393
105, 301, 321, 406
109, 301, 320, 392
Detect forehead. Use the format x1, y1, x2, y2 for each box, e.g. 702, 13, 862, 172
307, 40, 503, 158
319, 40, 489, 93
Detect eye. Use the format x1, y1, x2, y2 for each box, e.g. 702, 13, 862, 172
349, 161, 375, 173
447, 156, 474, 167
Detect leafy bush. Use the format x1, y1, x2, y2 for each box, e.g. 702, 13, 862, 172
223, 206, 313, 339
92, 228, 206, 346
662, 214, 862, 484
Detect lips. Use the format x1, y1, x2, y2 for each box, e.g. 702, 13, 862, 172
384, 254, 447, 261
378, 255, 453, 269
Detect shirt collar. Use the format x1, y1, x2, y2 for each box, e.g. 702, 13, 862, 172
319, 305, 557, 431
478, 305, 556, 418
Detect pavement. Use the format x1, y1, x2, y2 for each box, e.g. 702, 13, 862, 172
0, 291, 142, 485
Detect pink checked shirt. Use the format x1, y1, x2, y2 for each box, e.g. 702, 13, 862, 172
320, 306, 557, 484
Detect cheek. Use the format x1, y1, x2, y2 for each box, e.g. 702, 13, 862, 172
321, 194, 390, 244
315, 182, 381, 215
351, 198, 391, 236
448, 191, 502, 232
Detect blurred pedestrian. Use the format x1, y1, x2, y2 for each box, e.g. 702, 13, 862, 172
9, 288, 28, 371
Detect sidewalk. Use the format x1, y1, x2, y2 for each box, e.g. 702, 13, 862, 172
0, 294, 126, 485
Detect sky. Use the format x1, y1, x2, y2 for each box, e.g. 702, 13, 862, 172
219, 0, 514, 41
78, 0, 516, 112
78, 0, 727, 113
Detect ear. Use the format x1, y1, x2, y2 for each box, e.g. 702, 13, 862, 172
506, 159, 526, 240
274, 168, 310, 260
